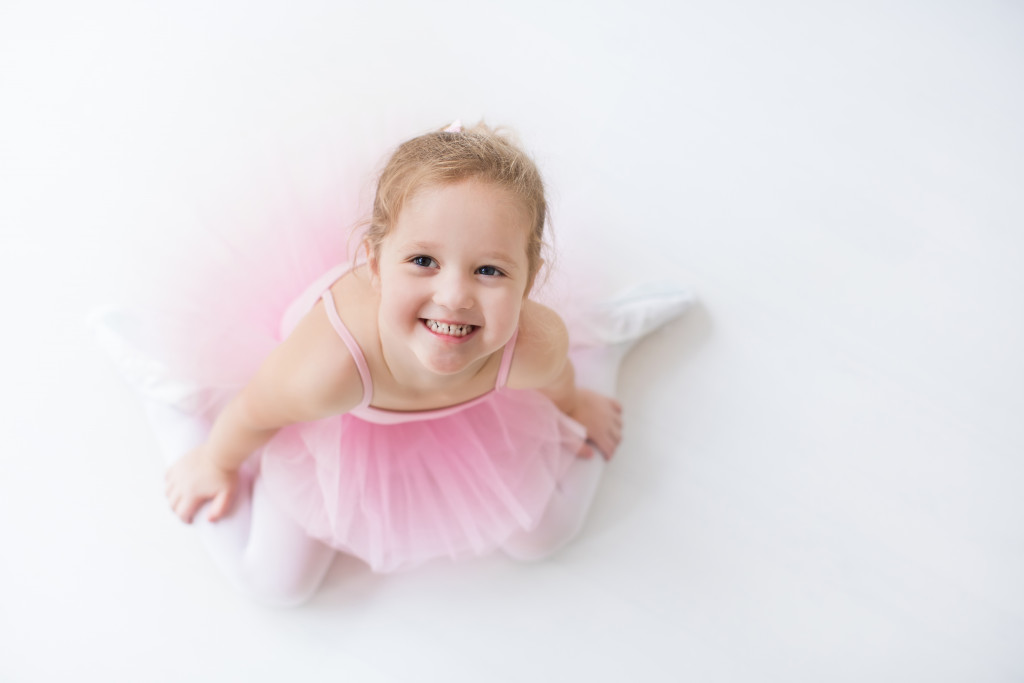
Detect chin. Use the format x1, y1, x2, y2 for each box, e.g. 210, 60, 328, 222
417, 341, 493, 376
420, 356, 474, 376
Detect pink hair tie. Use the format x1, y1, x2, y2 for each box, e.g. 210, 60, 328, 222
443, 120, 462, 133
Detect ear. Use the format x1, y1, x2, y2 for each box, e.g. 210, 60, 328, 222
365, 240, 376, 273
365, 241, 382, 288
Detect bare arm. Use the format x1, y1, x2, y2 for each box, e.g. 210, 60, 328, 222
165, 302, 363, 523
515, 302, 623, 459
204, 306, 363, 468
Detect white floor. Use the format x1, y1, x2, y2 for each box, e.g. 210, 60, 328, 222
2, 2, 1022, 681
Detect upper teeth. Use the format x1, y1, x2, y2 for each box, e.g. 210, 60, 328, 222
426, 320, 473, 337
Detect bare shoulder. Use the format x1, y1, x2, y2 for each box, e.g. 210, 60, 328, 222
285, 298, 366, 414
242, 281, 367, 425
506, 299, 570, 390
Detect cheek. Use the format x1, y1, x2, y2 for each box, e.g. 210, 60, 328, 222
493, 290, 524, 323
379, 276, 418, 316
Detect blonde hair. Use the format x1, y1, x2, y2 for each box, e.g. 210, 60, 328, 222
363, 122, 548, 281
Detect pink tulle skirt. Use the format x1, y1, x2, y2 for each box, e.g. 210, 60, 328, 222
148, 198, 584, 573
262, 388, 582, 572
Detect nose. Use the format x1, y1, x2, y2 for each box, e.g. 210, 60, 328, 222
433, 270, 474, 311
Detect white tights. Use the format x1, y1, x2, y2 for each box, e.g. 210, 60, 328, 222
145, 285, 691, 606
498, 342, 629, 562
146, 401, 335, 607
145, 341, 629, 605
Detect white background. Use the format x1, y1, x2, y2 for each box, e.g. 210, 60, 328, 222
2, 1, 1022, 681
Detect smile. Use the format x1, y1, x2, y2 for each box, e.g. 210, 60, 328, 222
423, 319, 477, 338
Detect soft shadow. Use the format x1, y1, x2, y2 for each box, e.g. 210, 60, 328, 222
585, 300, 715, 532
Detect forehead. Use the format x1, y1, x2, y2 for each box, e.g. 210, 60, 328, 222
391, 180, 531, 253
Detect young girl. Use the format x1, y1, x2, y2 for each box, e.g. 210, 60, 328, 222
102, 121, 689, 606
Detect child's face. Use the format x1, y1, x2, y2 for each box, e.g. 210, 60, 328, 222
372, 179, 532, 378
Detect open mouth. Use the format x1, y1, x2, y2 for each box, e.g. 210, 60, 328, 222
423, 319, 478, 338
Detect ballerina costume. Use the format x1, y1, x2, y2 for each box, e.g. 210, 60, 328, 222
94, 197, 691, 602
260, 262, 585, 573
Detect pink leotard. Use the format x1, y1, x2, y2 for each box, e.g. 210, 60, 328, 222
258, 266, 584, 572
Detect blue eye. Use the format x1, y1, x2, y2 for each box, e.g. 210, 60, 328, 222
477, 265, 503, 277
411, 256, 438, 268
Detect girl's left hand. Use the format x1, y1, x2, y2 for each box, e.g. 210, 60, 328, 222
570, 388, 623, 460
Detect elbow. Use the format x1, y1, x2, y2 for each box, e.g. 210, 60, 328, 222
231, 389, 283, 434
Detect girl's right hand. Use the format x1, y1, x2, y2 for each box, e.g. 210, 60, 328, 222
164, 444, 239, 524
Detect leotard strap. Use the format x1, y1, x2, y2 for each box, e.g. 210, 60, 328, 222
320, 289, 373, 410
317, 285, 518, 420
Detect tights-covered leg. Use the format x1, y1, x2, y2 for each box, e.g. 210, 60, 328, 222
567, 281, 694, 396
503, 282, 693, 561
500, 340, 636, 561
501, 454, 606, 561
145, 400, 335, 607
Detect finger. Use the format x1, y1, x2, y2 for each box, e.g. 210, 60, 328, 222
592, 439, 611, 460
598, 432, 619, 459
598, 439, 614, 460
171, 498, 185, 522
207, 489, 232, 522
577, 442, 594, 460
172, 498, 188, 524
164, 465, 179, 486
179, 497, 203, 525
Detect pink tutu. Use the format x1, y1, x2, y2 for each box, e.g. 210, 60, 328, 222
259, 263, 583, 572
262, 377, 583, 572
124, 208, 584, 573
